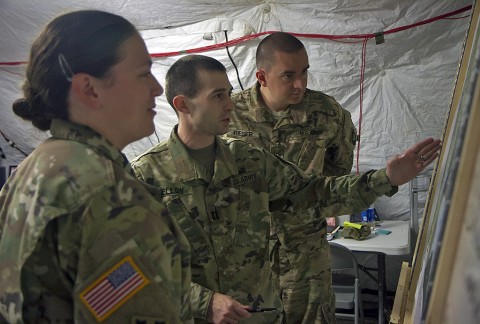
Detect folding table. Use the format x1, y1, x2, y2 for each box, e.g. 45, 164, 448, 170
332, 220, 411, 324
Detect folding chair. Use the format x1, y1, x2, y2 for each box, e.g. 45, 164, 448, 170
329, 241, 364, 324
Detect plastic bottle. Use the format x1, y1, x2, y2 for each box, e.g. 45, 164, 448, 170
361, 204, 375, 229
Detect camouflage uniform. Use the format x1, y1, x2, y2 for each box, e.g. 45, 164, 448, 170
131, 127, 393, 324
0, 119, 192, 324
226, 83, 357, 323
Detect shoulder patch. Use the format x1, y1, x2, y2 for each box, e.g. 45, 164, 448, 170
80, 256, 149, 322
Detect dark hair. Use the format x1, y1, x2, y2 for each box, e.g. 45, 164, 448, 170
256, 32, 305, 71
165, 55, 226, 110
12, 10, 138, 131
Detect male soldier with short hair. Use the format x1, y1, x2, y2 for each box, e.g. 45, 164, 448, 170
131, 54, 440, 324
226, 32, 357, 323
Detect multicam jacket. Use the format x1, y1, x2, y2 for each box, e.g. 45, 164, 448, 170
131, 127, 395, 323
227, 83, 357, 177
0, 119, 192, 323
226, 83, 358, 323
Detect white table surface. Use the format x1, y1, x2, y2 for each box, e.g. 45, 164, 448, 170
332, 220, 411, 255
330, 220, 411, 324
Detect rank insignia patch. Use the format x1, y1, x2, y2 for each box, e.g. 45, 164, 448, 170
80, 256, 149, 322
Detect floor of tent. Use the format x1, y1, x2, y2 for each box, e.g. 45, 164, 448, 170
336, 289, 395, 323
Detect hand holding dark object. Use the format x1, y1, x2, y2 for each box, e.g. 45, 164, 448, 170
207, 293, 251, 324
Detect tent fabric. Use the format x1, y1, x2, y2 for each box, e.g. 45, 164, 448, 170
0, 0, 474, 298
0, 0, 473, 219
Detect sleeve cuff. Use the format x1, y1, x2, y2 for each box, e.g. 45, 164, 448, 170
190, 282, 214, 320
369, 168, 398, 197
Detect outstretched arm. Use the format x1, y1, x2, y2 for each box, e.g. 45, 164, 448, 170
386, 137, 441, 186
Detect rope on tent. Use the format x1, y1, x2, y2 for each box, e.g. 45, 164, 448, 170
1, 4, 471, 66
224, 30, 244, 91
124, 4, 474, 175
0, 4, 473, 169
0, 5, 472, 65
0, 129, 29, 158
356, 38, 368, 175
149, 4, 471, 175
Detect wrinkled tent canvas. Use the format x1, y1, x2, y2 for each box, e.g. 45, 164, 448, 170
0, 0, 474, 291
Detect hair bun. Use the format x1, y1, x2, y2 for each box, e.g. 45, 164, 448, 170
12, 97, 52, 131
12, 98, 34, 120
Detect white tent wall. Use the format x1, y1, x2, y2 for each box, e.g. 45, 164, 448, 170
0, 0, 473, 295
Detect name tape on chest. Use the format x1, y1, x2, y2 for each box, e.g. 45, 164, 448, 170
297, 129, 323, 136
159, 186, 189, 196
231, 172, 257, 186
231, 129, 326, 139
229, 130, 260, 138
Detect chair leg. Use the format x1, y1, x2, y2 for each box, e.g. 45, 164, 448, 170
355, 280, 359, 324
358, 287, 365, 324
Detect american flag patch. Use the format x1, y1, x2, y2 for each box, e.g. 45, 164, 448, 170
80, 256, 149, 322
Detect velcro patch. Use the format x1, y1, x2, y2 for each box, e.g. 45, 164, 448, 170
297, 129, 323, 136
229, 129, 260, 138
80, 256, 149, 322
231, 172, 257, 186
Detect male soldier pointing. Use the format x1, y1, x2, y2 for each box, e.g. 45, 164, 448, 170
226, 32, 357, 323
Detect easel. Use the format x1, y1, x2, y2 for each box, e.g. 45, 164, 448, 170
390, 2, 480, 323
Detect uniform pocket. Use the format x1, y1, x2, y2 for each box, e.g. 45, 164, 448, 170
298, 138, 326, 176
166, 198, 211, 260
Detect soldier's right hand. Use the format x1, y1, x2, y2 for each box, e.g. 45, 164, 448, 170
385, 137, 441, 186
207, 293, 252, 324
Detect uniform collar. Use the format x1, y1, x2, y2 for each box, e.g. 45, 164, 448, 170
248, 82, 273, 121
49, 119, 133, 174
167, 125, 239, 183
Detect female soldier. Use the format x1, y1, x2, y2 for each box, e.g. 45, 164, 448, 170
0, 10, 192, 323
